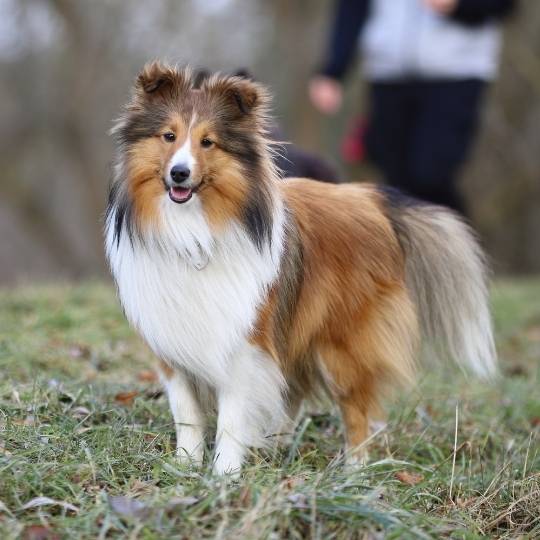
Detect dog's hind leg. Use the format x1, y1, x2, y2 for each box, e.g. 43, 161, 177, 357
319, 285, 418, 463
318, 346, 375, 463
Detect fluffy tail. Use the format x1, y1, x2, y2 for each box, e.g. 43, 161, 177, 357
383, 190, 497, 378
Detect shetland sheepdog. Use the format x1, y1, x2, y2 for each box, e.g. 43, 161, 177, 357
105, 62, 496, 475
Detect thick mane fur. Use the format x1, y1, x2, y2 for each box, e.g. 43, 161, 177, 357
107, 61, 279, 250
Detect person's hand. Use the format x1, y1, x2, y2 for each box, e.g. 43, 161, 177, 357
308, 76, 343, 115
423, 0, 458, 16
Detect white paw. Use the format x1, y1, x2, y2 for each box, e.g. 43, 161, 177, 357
345, 447, 369, 467
176, 442, 204, 468
212, 446, 243, 477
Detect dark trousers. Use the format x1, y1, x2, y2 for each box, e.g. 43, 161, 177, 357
365, 79, 486, 214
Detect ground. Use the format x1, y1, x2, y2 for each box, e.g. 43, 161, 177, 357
0, 280, 538, 539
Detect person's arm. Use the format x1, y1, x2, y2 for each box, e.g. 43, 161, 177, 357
319, 0, 370, 80
450, 0, 517, 25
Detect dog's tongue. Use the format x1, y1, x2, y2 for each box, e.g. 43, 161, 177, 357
170, 186, 192, 202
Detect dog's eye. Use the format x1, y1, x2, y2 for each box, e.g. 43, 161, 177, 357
201, 138, 213, 148
163, 132, 176, 143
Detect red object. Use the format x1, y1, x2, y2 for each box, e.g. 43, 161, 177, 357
341, 116, 368, 163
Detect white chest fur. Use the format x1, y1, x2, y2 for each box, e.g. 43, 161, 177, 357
105, 196, 284, 387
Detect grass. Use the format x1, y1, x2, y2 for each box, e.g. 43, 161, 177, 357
0, 279, 539, 539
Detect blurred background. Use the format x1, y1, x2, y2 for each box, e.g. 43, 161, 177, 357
0, 0, 539, 284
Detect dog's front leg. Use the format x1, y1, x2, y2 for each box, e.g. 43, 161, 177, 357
158, 362, 206, 467
212, 344, 286, 476
213, 389, 250, 476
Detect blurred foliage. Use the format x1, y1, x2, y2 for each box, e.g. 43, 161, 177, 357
0, 0, 538, 282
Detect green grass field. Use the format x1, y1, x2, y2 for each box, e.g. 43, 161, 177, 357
0, 280, 539, 539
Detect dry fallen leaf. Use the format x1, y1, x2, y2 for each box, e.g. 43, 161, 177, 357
137, 370, 158, 383
114, 391, 139, 406
22, 525, 60, 540
168, 496, 199, 507
395, 470, 424, 486
108, 495, 150, 519
70, 406, 91, 419
20, 496, 79, 514
13, 415, 37, 427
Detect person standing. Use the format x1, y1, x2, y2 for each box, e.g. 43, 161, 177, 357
310, 0, 516, 213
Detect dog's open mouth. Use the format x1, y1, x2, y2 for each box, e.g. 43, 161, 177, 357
169, 186, 193, 204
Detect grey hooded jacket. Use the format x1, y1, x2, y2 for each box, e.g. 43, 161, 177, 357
321, 0, 515, 82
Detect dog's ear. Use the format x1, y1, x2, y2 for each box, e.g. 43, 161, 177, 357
193, 68, 210, 89
232, 68, 254, 81
136, 61, 174, 94
205, 76, 268, 119
134, 61, 191, 99
227, 78, 260, 115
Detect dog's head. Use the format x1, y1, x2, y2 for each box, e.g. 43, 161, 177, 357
110, 61, 276, 246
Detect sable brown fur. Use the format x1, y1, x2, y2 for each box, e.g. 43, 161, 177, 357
250, 181, 419, 453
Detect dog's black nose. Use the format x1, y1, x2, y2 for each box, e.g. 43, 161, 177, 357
170, 165, 190, 183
